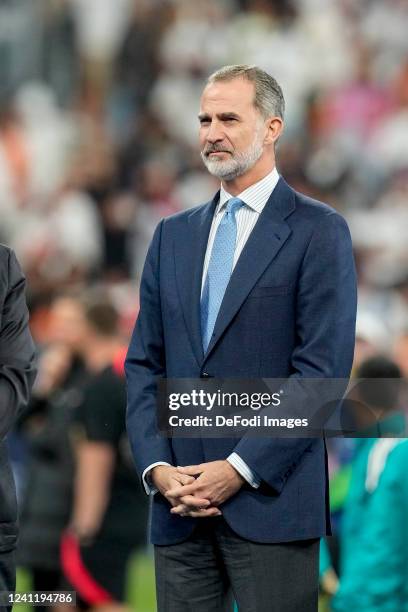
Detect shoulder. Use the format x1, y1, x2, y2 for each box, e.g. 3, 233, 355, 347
376, 439, 408, 492
0, 244, 19, 289
387, 439, 408, 463
273, 177, 349, 233
294, 191, 337, 217
85, 366, 124, 397
162, 199, 215, 228
292, 189, 345, 225
148, 197, 216, 246
368, 438, 408, 484
0, 244, 24, 271
287, 187, 351, 243
1, 246, 27, 294
0, 243, 12, 264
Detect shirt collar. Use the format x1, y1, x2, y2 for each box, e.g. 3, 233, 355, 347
218, 167, 280, 214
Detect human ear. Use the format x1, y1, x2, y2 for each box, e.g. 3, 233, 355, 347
264, 117, 283, 145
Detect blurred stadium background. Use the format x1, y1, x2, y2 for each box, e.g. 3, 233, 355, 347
1, 0, 408, 610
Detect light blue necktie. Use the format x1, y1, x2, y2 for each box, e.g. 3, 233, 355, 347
201, 197, 245, 352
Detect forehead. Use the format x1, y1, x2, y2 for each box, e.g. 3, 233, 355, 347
200, 78, 257, 115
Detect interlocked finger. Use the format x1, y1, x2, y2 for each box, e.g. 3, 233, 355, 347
180, 507, 222, 518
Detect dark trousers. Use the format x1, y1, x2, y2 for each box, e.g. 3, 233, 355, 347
0, 549, 16, 612
155, 518, 319, 612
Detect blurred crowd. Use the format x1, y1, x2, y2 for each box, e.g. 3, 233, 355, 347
1, 0, 408, 609
13, 292, 148, 611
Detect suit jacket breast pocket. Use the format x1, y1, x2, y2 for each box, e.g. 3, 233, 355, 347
249, 284, 293, 298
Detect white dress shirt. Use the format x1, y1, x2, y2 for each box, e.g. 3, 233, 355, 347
143, 167, 280, 494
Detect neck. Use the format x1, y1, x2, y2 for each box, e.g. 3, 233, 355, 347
222, 158, 276, 196
85, 338, 121, 373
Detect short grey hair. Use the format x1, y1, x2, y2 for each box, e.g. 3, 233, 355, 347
207, 64, 285, 120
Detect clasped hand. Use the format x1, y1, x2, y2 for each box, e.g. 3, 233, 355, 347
151, 461, 244, 518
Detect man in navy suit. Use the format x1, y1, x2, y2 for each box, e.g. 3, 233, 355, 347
126, 64, 357, 611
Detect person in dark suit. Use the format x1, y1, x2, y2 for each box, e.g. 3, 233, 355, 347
0, 245, 36, 608
125, 64, 357, 612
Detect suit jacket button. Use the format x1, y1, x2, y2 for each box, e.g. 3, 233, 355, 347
201, 372, 210, 378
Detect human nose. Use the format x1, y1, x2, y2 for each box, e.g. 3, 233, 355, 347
205, 119, 224, 143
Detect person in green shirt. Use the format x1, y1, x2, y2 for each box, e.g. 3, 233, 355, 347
326, 356, 408, 611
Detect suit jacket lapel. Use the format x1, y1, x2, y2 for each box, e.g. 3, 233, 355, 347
174, 193, 218, 367
203, 178, 295, 361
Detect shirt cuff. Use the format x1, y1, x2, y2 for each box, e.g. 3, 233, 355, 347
227, 453, 260, 489
142, 462, 172, 495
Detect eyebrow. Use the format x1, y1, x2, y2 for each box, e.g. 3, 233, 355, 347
198, 112, 241, 121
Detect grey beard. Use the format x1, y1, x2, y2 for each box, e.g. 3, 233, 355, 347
201, 138, 264, 180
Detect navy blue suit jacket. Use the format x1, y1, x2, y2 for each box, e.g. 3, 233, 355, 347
125, 178, 357, 545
